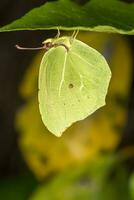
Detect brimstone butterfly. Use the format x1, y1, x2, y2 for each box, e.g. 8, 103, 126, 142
16, 35, 111, 137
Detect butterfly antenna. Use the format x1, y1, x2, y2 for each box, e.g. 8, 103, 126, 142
15, 44, 45, 50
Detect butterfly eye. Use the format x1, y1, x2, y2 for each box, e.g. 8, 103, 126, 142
44, 42, 53, 49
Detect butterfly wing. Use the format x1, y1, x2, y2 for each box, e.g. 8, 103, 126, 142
39, 46, 69, 136
39, 39, 111, 136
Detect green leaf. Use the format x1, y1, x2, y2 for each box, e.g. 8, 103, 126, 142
30, 155, 131, 200
129, 173, 134, 200
0, 173, 38, 200
0, 0, 134, 34
30, 155, 115, 200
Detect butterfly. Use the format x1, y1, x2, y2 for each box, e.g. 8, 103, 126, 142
16, 32, 111, 137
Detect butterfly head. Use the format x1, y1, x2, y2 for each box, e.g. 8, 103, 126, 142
42, 37, 72, 51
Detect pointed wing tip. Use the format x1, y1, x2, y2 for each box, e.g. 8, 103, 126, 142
54, 132, 63, 137
50, 129, 64, 137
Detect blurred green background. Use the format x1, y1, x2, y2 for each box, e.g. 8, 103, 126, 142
0, 1, 134, 200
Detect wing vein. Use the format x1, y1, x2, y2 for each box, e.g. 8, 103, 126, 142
58, 52, 67, 97
71, 51, 95, 69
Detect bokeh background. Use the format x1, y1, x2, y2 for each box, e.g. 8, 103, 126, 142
0, 0, 134, 199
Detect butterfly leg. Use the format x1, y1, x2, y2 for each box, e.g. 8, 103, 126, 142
55, 27, 60, 38
70, 30, 79, 43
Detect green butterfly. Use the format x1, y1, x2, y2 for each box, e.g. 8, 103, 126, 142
16, 35, 111, 137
